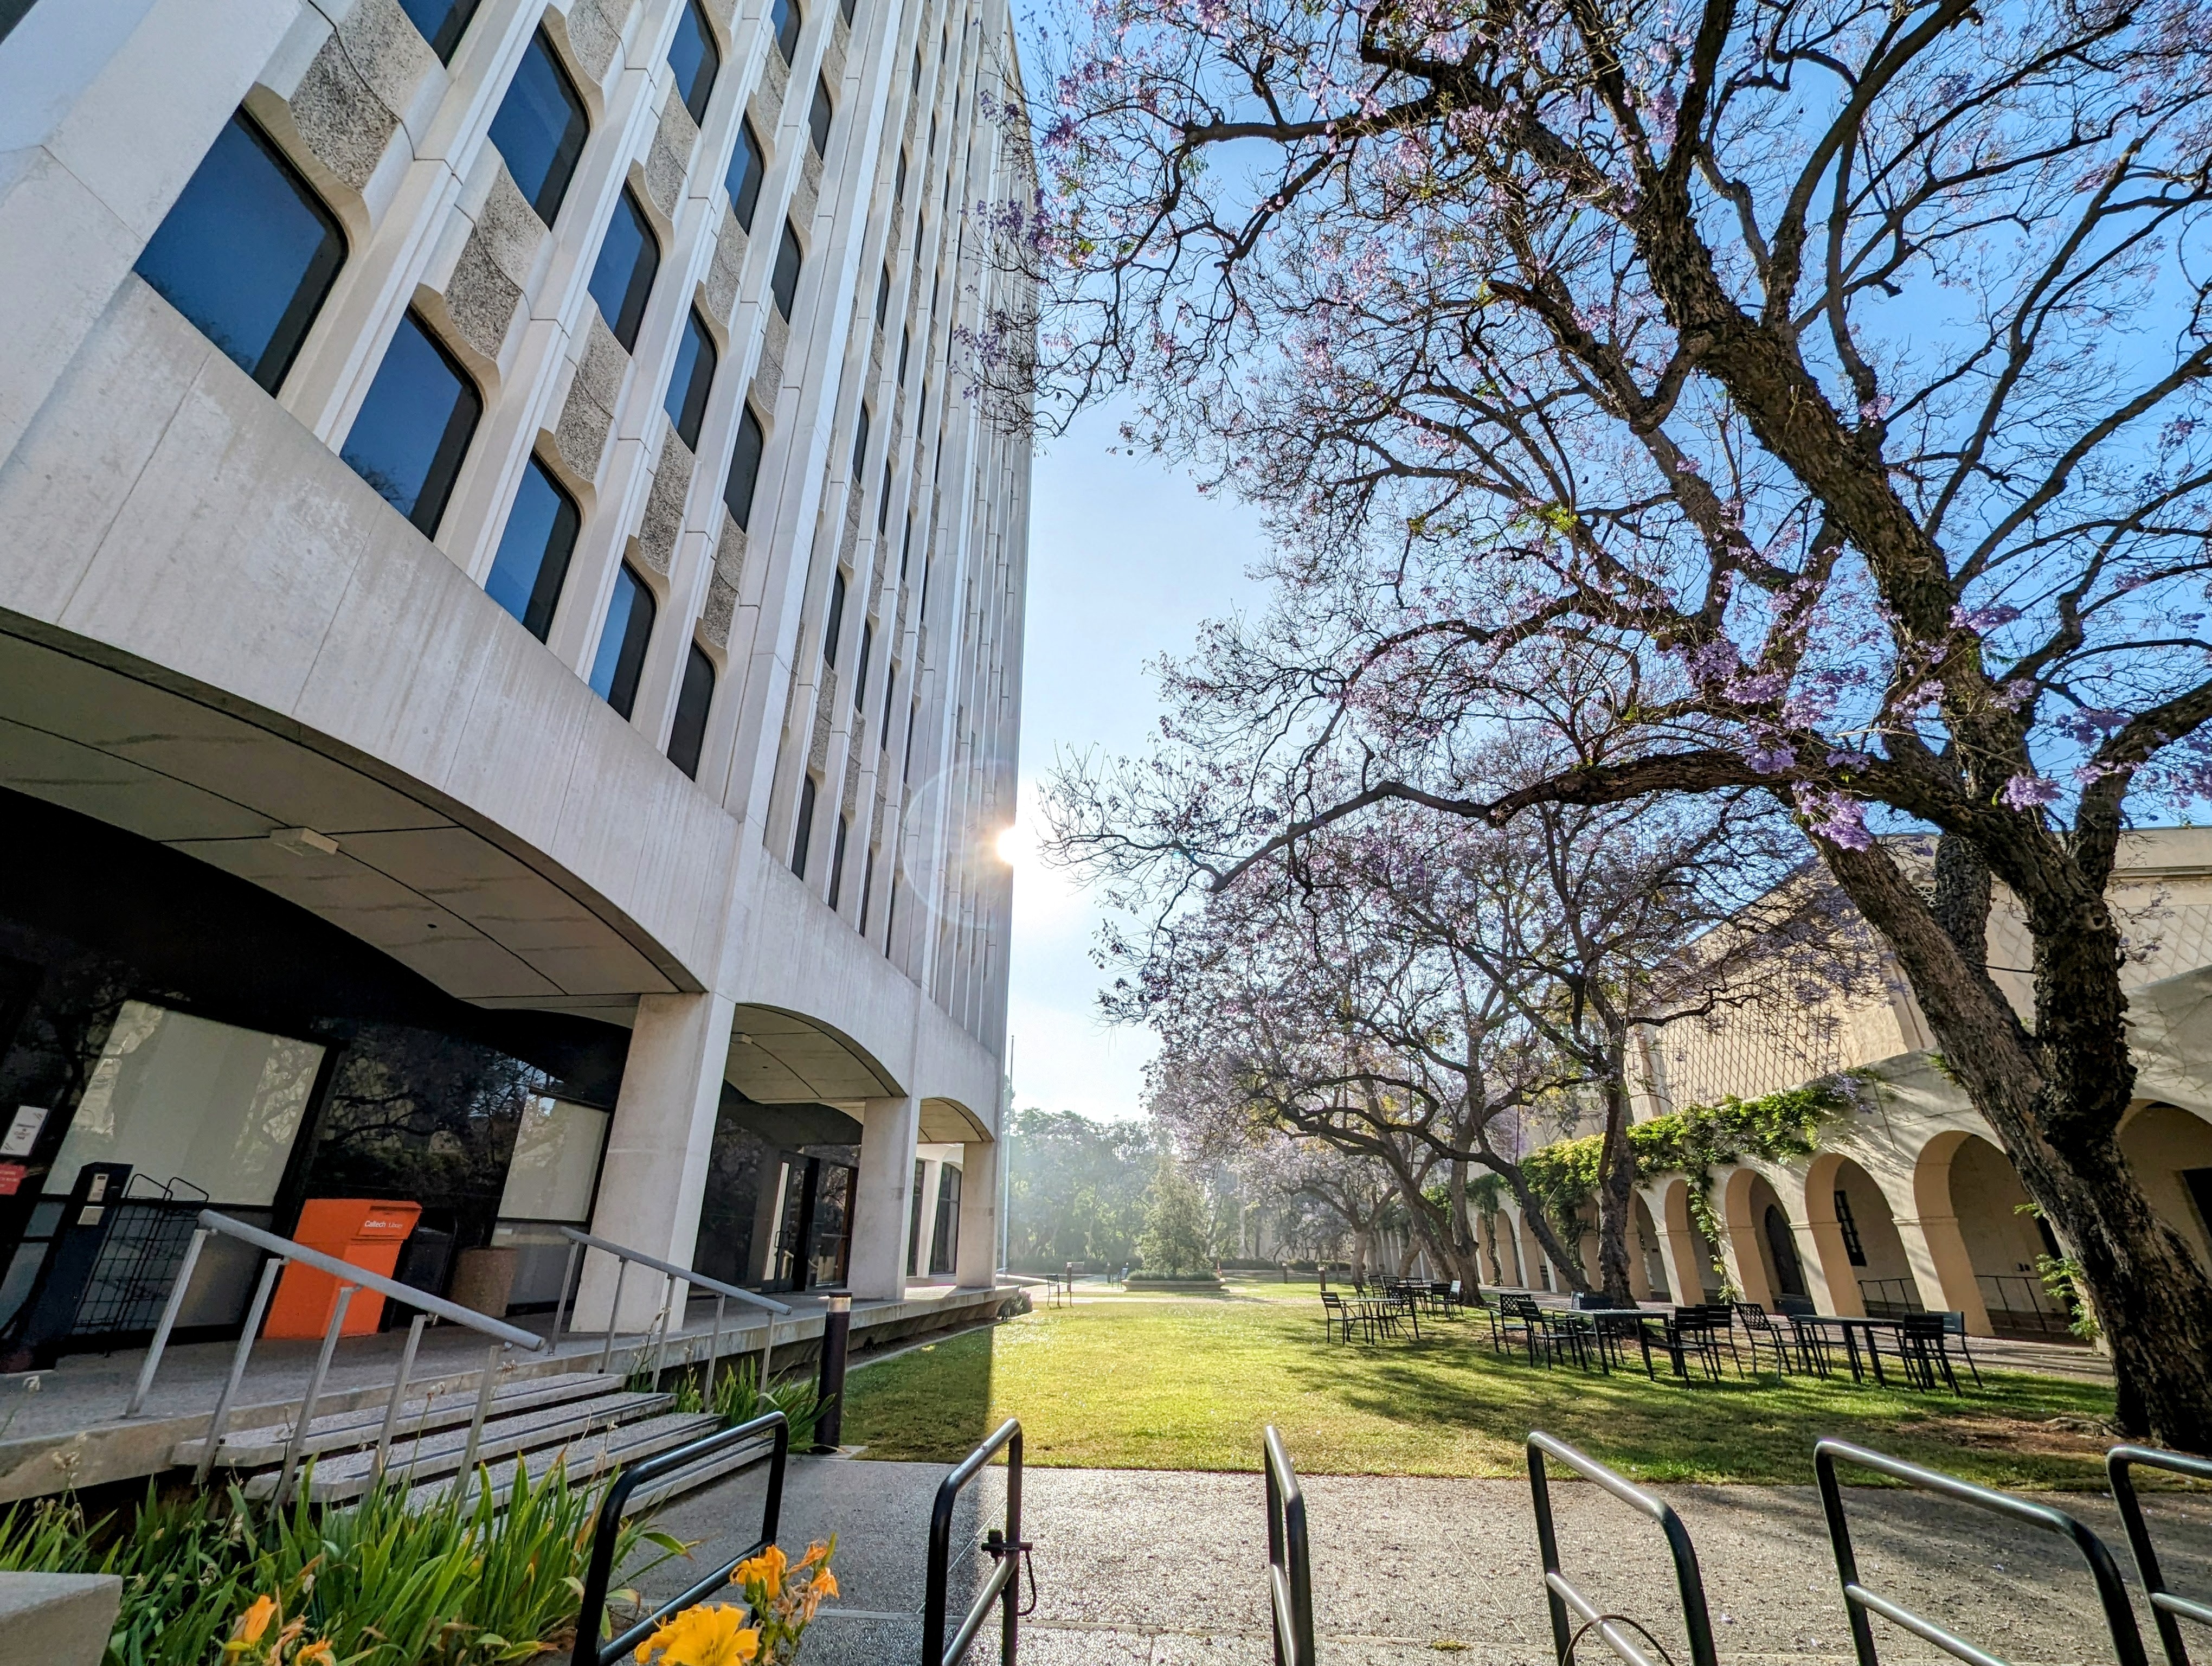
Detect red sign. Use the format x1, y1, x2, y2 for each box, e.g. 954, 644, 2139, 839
0, 1164, 25, 1196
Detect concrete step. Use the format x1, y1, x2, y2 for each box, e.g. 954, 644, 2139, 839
403, 1409, 732, 1511
173, 1372, 628, 1468
243, 1391, 675, 1503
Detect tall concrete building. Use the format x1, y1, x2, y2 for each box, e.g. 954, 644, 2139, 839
0, 0, 1029, 1350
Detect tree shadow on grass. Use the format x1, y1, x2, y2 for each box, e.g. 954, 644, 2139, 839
841, 1323, 998, 1464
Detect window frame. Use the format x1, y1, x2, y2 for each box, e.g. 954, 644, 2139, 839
667, 0, 721, 124
489, 28, 591, 226
664, 307, 719, 448
342, 309, 483, 536
587, 187, 661, 351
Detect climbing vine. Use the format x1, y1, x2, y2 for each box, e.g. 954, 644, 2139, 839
1519, 1078, 1864, 1297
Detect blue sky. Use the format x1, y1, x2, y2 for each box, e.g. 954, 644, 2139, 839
1002, 405, 1268, 1122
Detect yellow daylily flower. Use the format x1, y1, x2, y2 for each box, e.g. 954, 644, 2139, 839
732, 1543, 787, 1600
234, 1597, 279, 1646
635, 1605, 760, 1666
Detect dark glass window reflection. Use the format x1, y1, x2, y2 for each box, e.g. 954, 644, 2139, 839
485, 457, 578, 639
726, 119, 764, 231
396, 0, 481, 61
590, 563, 656, 717
588, 189, 660, 350
342, 311, 480, 535
771, 221, 802, 320
823, 569, 846, 667
808, 79, 832, 158
726, 405, 766, 527
135, 112, 345, 394
827, 813, 849, 908
792, 774, 817, 876
851, 403, 870, 479
854, 620, 871, 710
489, 29, 589, 225
667, 0, 719, 123
668, 644, 715, 777
770, 0, 800, 64
664, 309, 717, 448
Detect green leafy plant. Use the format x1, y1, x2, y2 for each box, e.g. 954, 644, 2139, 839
1135, 1159, 1217, 1277
710, 1360, 827, 1449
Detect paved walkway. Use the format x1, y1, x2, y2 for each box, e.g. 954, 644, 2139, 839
644, 1458, 2211, 1664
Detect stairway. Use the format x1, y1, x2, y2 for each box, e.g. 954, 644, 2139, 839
170, 1369, 766, 1510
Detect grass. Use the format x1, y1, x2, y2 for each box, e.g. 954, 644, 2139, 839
843, 1280, 2122, 1489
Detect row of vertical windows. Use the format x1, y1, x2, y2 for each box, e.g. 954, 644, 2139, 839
140, 0, 840, 778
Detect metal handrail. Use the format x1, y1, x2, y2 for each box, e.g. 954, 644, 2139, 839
1527, 1431, 1718, 1666
923, 1417, 1025, 1665
2108, 1445, 2212, 1666
1815, 1439, 2149, 1666
127, 1209, 547, 1502
1264, 1426, 1317, 1666
570, 1410, 790, 1666
551, 1227, 790, 1389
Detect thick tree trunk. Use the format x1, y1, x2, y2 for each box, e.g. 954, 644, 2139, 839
1485, 1158, 1592, 1292
1823, 836, 2212, 1446
1593, 1067, 1639, 1305
1480, 1210, 1506, 1284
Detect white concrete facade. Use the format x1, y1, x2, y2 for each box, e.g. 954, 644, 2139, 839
0, 0, 1028, 1318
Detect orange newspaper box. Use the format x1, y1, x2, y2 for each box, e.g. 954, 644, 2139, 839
264, 1199, 422, 1340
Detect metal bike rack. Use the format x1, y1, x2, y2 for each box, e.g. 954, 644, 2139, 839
1527, 1431, 1719, 1666
570, 1411, 790, 1666
923, 1417, 1029, 1665
1814, 1438, 2149, 1666
2109, 1444, 2212, 1666
1264, 1426, 1317, 1666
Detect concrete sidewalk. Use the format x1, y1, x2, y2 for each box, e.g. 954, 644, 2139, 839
639, 1457, 2212, 1664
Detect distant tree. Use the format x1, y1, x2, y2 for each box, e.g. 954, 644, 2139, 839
1005, 1107, 1161, 1268
1137, 1159, 1218, 1276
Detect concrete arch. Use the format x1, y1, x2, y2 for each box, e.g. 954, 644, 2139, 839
2119, 1100, 2212, 1270
725, 1003, 903, 1101
920, 1096, 991, 1143
1654, 1177, 1721, 1304
1909, 1129, 2001, 1333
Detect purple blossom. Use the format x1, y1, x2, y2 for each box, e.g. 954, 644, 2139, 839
1950, 603, 2022, 631
1999, 773, 2063, 810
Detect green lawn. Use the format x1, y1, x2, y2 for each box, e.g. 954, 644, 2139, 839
843, 1281, 2120, 1489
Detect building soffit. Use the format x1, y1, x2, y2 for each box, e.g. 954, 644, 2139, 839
0, 624, 702, 1016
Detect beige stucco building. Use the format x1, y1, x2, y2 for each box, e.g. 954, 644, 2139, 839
0, 0, 1026, 1356
1479, 830, 2212, 1338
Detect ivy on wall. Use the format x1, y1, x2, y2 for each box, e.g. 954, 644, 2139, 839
1519, 1078, 1863, 1296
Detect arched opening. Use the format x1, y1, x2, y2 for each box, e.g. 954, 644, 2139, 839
1633, 1193, 1669, 1300
1817, 1155, 1919, 1317
1519, 1210, 1554, 1292
1658, 1177, 1724, 1303
1918, 1130, 2070, 1338
2119, 1102, 2212, 1271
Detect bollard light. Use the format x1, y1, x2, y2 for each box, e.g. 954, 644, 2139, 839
814, 1292, 852, 1451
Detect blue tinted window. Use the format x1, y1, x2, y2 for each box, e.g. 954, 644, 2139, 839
397, 0, 481, 60
827, 813, 849, 908
590, 564, 657, 716
664, 310, 717, 448
726, 120, 764, 232
851, 404, 870, 479
486, 457, 578, 639
668, 644, 715, 777
342, 311, 480, 534
770, 0, 799, 64
667, 0, 719, 123
771, 222, 802, 320
792, 773, 817, 876
588, 189, 659, 350
489, 30, 589, 225
136, 113, 345, 394
725, 405, 766, 528
824, 569, 846, 667
854, 621, 871, 710
808, 78, 832, 158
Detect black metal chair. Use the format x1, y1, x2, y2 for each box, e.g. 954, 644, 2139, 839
1789, 1313, 1838, 1378
1891, 1312, 1964, 1394
1938, 1311, 1984, 1388
1490, 1292, 1543, 1362
1732, 1301, 1796, 1374
1320, 1291, 1366, 1344
1670, 1307, 1735, 1380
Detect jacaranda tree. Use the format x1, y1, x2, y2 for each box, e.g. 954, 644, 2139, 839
1012, 0, 2212, 1437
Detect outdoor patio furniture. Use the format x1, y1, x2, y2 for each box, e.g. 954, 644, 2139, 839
1319, 1292, 1365, 1344
1534, 1308, 1599, 1371
1669, 1307, 1736, 1380
1489, 1292, 1544, 1362
1731, 1301, 1796, 1374
1893, 1312, 1965, 1394
1788, 1313, 1838, 1377
1939, 1310, 1985, 1388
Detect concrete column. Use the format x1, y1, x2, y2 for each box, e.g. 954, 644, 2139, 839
911, 1157, 943, 1275
849, 1094, 920, 1299
1892, 1209, 1994, 1334
576, 991, 734, 1330
955, 1138, 999, 1289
